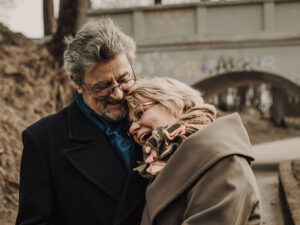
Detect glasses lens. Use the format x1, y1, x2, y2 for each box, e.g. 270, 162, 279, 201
83, 84, 107, 97
84, 72, 136, 97
97, 89, 110, 97
121, 79, 135, 91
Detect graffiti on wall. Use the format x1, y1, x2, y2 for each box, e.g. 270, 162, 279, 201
135, 53, 276, 80
173, 55, 276, 78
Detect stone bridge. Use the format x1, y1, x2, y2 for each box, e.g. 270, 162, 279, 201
88, 0, 300, 98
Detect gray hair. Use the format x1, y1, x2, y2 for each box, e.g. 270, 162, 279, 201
125, 77, 204, 116
64, 18, 136, 85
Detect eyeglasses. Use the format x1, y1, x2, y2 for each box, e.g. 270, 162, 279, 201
130, 102, 157, 125
82, 67, 136, 97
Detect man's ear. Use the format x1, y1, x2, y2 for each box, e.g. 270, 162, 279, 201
74, 82, 83, 94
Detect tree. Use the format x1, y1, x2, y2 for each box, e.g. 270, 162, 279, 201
154, 0, 162, 4
47, 0, 90, 65
43, 0, 56, 35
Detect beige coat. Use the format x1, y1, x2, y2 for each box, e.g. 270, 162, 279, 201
141, 113, 261, 225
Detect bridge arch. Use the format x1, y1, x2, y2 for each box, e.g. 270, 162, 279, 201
192, 71, 300, 99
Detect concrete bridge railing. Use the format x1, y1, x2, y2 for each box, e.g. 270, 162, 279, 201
88, 0, 300, 89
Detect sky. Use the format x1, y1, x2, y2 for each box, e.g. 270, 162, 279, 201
0, 0, 59, 38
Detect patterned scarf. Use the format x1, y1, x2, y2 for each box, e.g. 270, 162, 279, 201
133, 104, 217, 179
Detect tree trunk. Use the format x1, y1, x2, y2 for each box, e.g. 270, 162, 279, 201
43, 0, 56, 35
154, 0, 162, 4
47, 0, 90, 65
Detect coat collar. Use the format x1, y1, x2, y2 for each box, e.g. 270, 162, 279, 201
145, 113, 254, 223
64, 101, 128, 202
67, 101, 104, 142
63, 101, 148, 224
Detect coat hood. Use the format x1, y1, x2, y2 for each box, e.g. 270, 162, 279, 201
145, 113, 254, 223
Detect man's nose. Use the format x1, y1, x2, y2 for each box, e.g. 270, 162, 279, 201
129, 122, 140, 135
110, 85, 123, 101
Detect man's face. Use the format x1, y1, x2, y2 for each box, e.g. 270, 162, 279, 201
76, 53, 134, 122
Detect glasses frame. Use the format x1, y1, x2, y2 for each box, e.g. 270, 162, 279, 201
82, 65, 136, 97
136, 102, 157, 112
130, 101, 158, 125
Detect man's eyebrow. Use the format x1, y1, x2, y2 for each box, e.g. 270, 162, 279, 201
118, 72, 130, 79
92, 80, 111, 87
91, 72, 132, 86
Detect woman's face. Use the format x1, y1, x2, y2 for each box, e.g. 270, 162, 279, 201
129, 102, 178, 146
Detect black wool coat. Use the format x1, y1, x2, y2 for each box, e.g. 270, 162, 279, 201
16, 101, 148, 225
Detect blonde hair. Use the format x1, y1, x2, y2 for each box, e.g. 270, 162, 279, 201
125, 77, 204, 116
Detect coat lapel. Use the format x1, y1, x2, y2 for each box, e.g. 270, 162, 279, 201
63, 101, 128, 203
145, 113, 255, 223
113, 143, 148, 225
63, 141, 128, 203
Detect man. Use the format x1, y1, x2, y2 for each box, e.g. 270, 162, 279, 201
16, 18, 148, 225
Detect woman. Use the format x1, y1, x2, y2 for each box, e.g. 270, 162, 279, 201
125, 77, 261, 225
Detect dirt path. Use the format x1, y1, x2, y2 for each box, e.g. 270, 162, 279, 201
238, 112, 300, 145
